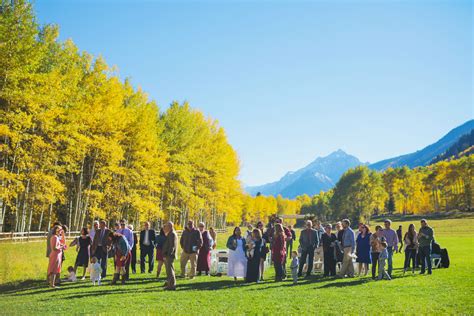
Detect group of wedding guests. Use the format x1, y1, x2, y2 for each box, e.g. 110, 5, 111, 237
46, 219, 217, 290
297, 218, 435, 281
46, 216, 435, 289
225, 217, 435, 284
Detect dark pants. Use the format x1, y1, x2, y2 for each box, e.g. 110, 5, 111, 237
323, 250, 336, 276
371, 252, 379, 279
404, 248, 417, 270
387, 246, 394, 276
124, 256, 131, 279
287, 241, 293, 257
140, 245, 155, 273
298, 247, 315, 276
419, 245, 432, 274
94, 247, 108, 278
131, 246, 137, 273
274, 261, 284, 281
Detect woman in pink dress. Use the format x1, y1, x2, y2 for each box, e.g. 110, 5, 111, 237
48, 225, 65, 288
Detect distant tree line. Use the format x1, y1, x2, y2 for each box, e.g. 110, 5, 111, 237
430, 130, 473, 164
298, 156, 472, 224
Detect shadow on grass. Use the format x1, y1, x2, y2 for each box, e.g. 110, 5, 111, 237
0, 279, 47, 295
1, 276, 162, 297
316, 277, 371, 288
41, 279, 245, 300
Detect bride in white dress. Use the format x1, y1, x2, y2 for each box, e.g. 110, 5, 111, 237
227, 227, 247, 280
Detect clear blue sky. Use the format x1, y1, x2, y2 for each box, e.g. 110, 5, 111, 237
33, 0, 473, 186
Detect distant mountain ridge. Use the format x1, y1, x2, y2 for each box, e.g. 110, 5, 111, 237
245, 149, 364, 199
369, 120, 474, 170
246, 120, 474, 198
429, 129, 474, 164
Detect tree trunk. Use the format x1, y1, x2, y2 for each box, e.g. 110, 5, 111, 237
27, 199, 34, 232
19, 179, 30, 232
0, 200, 5, 232
38, 208, 44, 231
47, 203, 53, 231
73, 160, 84, 231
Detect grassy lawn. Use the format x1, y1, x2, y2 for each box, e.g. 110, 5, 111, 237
0, 216, 473, 315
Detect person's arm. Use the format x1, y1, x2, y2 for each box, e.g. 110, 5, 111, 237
139, 231, 144, 248
196, 231, 203, 249
70, 237, 78, 247
226, 236, 233, 249
311, 230, 316, 248
426, 228, 434, 242
129, 230, 134, 248
351, 231, 356, 253
393, 230, 399, 246
170, 232, 178, 256
151, 230, 156, 247
180, 232, 185, 249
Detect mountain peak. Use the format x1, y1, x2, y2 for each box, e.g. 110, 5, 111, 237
327, 149, 348, 157
246, 149, 363, 198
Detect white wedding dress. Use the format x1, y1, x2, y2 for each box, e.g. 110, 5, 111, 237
227, 238, 247, 278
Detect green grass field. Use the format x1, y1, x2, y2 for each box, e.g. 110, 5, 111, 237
1, 216, 473, 315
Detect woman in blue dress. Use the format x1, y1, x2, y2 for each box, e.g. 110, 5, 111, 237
356, 224, 372, 276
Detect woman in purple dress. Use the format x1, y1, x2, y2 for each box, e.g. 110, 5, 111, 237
356, 224, 372, 276
196, 222, 212, 276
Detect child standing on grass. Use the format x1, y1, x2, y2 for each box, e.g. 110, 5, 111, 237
290, 251, 299, 285
378, 242, 391, 280
90, 257, 102, 285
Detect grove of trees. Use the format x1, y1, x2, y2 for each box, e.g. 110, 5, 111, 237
0, 2, 245, 232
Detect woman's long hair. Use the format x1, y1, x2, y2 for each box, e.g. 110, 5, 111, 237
407, 223, 416, 242
233, 227, 241, 237
253, 228, 262, 240
81, 227, 89, 235
52, 225, 61, 235
274, 223, 284, 240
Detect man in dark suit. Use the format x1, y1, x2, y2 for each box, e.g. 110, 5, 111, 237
91, 220, 111, 278
298, 220, 319, 277
140, 221, 156, 273
162, 221, 178, 290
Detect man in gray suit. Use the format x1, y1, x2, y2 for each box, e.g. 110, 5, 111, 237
91, 220, 111, 278
162, 221, 178, 291
298, 220, 319, 277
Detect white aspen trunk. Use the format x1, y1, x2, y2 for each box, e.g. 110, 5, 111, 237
38, 208, 44, 231
20, 179, 30, 233
47, 203, 53, 231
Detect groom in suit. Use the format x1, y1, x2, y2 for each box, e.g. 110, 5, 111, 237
298, 220, 319, 277
140, 221, 156, 273
91, 220, 111, 278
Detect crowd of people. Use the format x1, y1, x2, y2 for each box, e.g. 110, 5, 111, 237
46, 216, 436, 290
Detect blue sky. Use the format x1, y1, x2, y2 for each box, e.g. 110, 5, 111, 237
33, 0, 472, 186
